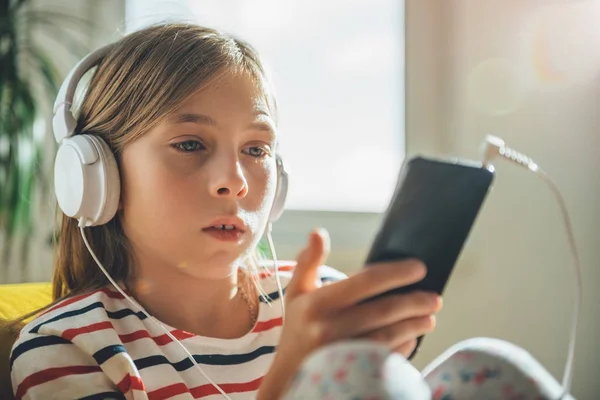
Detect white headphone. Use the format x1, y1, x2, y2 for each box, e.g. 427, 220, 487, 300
53, 44, 289, 227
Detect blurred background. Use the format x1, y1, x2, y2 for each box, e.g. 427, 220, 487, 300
1, 0, 599, 397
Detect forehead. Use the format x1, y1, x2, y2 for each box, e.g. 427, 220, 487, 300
176, 71, 273, 118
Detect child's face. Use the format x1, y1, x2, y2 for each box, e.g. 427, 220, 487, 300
118, 72, 278, 279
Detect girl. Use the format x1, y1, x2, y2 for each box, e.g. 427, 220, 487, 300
8, 23, 570, 400
9, 23, 439, 399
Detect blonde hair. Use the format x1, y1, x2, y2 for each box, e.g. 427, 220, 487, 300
11, 23, 278, 327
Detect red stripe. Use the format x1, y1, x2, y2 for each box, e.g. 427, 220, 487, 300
253, 317, 283, 333
116, 373, 146, 393
258, 264, 294, 279
41, 287, 125, 316
62, 321, 114, 341
148, 383, 189, 400
119, 329, 151, 344
152, 330, 195, 345
147, 376, 263, 400
119, 329, 194, 346
192, 376, 264, 398
15, 365, 102, 400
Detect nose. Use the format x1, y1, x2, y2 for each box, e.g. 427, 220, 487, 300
209, 157, 249, 199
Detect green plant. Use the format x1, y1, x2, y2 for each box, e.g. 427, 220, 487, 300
0, 0, 91, 279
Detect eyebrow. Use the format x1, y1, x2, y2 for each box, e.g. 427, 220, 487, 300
248, 109, 276, 135
172, 113, 217, 126
172, 112, 276, 134
247, 121, 275, 134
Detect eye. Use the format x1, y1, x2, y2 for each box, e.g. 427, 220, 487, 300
244, 146, 268, 158
172, 140, 205, 153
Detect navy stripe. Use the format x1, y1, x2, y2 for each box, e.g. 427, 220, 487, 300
9, 335, 71, 369
260, 288, 286, 303
193, 345, 276, 365
80, 392, 126, 400
135, 355, 192, 372
31, 302, 105, 333
135, 345, 276, 371
31, 302, 147, 333
106, 308, 147, 321
93, 344, 127, 365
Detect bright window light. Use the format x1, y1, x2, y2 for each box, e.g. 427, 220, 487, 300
126, 0, 405, 212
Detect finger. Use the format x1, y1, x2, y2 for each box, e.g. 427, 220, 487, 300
360, 315, 436, 349
308, 259, 427, 310
326, 291, 442, 339
394, 339, 418, 359
285, 228, 330, 300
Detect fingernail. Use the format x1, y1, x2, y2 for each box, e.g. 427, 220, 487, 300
312, 226, 327, 239
320, 228, 331, 254
432, 295, 443, 310
312, 227, 330, 253
411, 260, 427, 277
429, 315, 437, 329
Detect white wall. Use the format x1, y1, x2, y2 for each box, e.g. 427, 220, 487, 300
402, 1, 600, 398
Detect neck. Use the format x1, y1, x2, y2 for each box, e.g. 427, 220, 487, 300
127, 260, 256, 339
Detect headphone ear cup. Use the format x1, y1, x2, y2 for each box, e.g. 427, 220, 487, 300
268, 155, 289, 223
87, 135, 120, 226
54, 134, 120, 227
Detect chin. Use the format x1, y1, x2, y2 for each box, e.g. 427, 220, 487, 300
173, 259, 235, 280
174, 247, 254, 279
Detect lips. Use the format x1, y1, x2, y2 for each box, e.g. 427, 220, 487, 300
207, 224, 237, 231
202, 217, 247, 233
202, 218, 247, 242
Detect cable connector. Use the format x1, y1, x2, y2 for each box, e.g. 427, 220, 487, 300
481, 135, 539, 172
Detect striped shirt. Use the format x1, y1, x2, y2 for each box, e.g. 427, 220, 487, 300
10, 264, 346, 400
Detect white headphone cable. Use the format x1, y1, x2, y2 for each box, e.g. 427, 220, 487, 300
481, 135, 581, 399
78, 221, 233, 400
265, 222, 286, 322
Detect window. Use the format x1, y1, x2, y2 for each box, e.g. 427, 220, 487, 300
126, 0, 405, 213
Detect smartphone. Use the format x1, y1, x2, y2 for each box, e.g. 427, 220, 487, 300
364, 156, 495, 359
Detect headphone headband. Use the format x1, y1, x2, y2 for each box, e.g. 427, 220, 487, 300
52, 44, 115, 143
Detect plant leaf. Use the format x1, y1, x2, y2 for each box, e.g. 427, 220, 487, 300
3, 78, 37, 238
22, 14, 93, 58
30, 45, 61, 97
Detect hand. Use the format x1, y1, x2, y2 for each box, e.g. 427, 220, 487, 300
257, 228, 442, 400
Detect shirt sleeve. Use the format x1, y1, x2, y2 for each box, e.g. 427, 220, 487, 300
10, 330, 125, 400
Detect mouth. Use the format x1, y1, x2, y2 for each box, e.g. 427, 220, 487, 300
201, 217, 247, 241
203, 224, 240, 231
202, 218, 246, 231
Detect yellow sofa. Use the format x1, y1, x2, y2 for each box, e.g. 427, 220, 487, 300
0, 283, 53, 399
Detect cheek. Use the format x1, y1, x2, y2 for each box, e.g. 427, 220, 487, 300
250, 162, 278, 213
120, 148, 193, 227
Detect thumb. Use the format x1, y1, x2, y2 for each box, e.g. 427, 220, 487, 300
286, 227, 330, 300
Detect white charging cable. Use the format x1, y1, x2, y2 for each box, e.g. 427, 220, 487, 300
480, 135, 581, 399
78, 221, 234, 400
